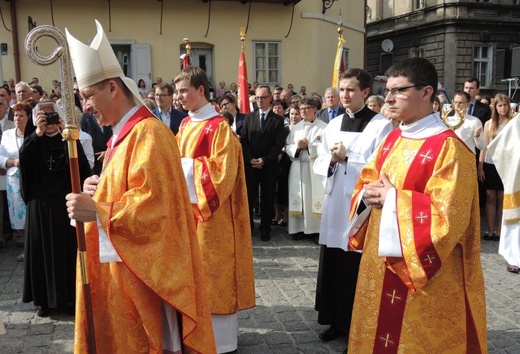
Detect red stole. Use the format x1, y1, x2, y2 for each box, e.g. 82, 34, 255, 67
180, 116, 225, 217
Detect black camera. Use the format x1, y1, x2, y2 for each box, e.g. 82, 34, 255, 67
45, 112, 60, 125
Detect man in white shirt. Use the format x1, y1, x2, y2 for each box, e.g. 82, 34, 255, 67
447, 91, 486, 154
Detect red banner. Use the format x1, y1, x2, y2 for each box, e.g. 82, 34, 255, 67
182, 54, 190, 69
238, 50, 251, 114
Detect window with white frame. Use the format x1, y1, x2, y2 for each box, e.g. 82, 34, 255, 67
473, 45, 493, 88
254, 41, 280, 85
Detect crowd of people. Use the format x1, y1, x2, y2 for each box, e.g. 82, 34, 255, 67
1, 22, 519, 352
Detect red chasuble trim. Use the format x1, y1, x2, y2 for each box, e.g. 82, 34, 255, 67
462, 252, 484, 354
104, 106, 150, 166
191, 116, 225, 215
377, 128, 402, 172
374, 129, 457, 352
403, 130, 457, 280
373, 268, 408, 354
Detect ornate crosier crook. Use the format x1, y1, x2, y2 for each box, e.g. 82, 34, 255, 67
24, 25, 97, 354
441, 105, 466, 131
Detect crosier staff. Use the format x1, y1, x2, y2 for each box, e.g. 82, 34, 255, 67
24, 25, 97, 354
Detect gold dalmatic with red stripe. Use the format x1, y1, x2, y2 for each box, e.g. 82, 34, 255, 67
176, 116, 255, 314
348, 129, 487, 354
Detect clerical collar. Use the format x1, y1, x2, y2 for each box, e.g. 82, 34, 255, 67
346, 106, 364, 118
400, 113, 448, 139
45, 130, 60, 137
111, 106, 140, 148
189, 102, 219, 122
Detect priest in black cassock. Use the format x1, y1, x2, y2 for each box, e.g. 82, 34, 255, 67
313, 69, 393, 343
20, 102, 91, 317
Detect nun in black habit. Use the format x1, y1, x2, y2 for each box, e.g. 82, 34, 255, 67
19, 102, 91, 317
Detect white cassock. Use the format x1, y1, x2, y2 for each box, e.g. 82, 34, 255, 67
313, 112, 392, 250
488, 115, 520, 267
286, 118, 328, 234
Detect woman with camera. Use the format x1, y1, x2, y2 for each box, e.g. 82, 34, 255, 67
19, 102, 91, 317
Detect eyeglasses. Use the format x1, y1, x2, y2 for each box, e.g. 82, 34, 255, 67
255, 96, 270, 100
155, 93, 170, 98
299, 106, 314, 111
383, 84, 426, 97
220, 101, 230, 108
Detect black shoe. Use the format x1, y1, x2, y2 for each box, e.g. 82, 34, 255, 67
261, 233, 271, 241
319, 326, 341, 342
507, 264, 520, 273
492, 234, 500, 241
36, 306, 50, 317
483, 234, 493, 241
291, 232, 305, 241
313, 235, 320, 245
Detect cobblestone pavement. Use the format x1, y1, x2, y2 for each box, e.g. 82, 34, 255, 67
1, 220, 519, 353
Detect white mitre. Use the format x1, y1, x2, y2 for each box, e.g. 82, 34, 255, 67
65, 20, 143, 104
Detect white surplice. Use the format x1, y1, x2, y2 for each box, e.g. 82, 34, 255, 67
488, 115, 520, 267
313, 113, 392, 250
286, 118, 328, 234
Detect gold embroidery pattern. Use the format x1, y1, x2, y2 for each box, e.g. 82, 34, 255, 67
347, 136, 487, 353
177, 119, 256, 314
75, 118, 215, 353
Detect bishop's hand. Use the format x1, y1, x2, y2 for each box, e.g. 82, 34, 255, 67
66, 193, 97, 222
83, 175, 100, 197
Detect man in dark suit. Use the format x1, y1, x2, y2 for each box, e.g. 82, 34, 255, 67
218, 94, 246, 137
80, 112, 112, 175
317, 87, 345, 123
464, 77, 491, 125
152, 83, 187, 135
241, 85, 286, 241
464, 77, 492, 208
